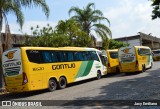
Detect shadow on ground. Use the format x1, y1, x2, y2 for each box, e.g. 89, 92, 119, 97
62, 63, 160, 108
0, 70, 126, 100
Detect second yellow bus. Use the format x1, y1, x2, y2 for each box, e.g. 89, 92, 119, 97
118, 46, 153, 73
106, 49, 120, 73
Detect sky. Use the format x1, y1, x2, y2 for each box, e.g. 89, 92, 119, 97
3, 0, 160, 40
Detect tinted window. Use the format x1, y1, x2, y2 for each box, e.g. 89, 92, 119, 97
74, 52, 83, 61
89, 51, 99, 61
51, 51, 58, 62
26, 50, 42, 63
109, 52, 118, 59
56, 52, 65, 62
74, 51, 98, 61
82, 51, 91, 61
152, 50, 160, 56
68, 52, 74, 61
41, 51, 52, 63
26, 50, 100, 63
138, 48, 150, 55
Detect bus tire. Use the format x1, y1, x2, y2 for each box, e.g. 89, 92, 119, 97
142, 65, 146, 73
48, 78, 57, 92
58, 77, 67, 89
97, 71, 101, 80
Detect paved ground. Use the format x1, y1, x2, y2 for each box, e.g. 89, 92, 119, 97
0, 61, 160, 109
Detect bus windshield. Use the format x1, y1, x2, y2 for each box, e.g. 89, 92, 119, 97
109, 52, 118, 59
152, 49, 160, 56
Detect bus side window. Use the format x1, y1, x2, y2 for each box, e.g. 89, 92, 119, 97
26, 50, 42, 63
57, 52, 64, 62
41, 51, 52, 63
80, 52, 87, 61
68, 52, 74, 61
51, 51, 58, 62
90, 51, 99, 61
74, 52, 83, 61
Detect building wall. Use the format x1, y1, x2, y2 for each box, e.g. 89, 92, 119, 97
126, 39, 141, 46
145, 43, 160, 50
114, 33, 160, 50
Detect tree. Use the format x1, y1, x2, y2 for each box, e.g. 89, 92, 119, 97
25, 24, 70, 47
25, 20, 92, 47
0, 0, 49, 58
0, 0, 49, 88
108, 39, 129, 49
151, 0, 160, 20
68, 3, 112, 47
55, 19, 92, 47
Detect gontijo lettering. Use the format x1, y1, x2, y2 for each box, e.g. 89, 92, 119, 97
3, 61, 21, 68
52, 63, 75, 70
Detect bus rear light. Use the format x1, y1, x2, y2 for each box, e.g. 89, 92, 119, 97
22, 72, 28, 85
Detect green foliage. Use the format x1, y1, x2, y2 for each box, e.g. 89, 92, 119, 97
24, 20, 93, 47
108, 39, 129, 49
68, 3, 112, 47
26, 3, 112, 48
0, 0, 49, 29
102, 38, 110, 49
151, 0, 160, 20
25, 25, 69, 47
55, 19, 92, 47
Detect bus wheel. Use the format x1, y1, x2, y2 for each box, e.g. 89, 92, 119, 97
58, 77, 67, 89
142, 65, 146, 73
48, 78, 57, 91
97, 71, 101, 80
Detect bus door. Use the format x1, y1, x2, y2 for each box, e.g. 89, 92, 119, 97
99, 54, 107, 74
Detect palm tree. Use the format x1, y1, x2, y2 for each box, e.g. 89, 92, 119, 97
0, 0, 49, 58
0, 0, 49, 88
68, 3, 112, 47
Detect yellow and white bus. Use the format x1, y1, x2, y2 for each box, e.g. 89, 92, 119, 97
118, 46, 153, 73
2, 47, 107, 92
106, 49, 119, 73
152, 49, 160, 61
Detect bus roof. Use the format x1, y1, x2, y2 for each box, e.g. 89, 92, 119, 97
134, 46, 151, 49
107, 49, 118, 52
59, 47, 99, 51
19, 46, 99, 51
